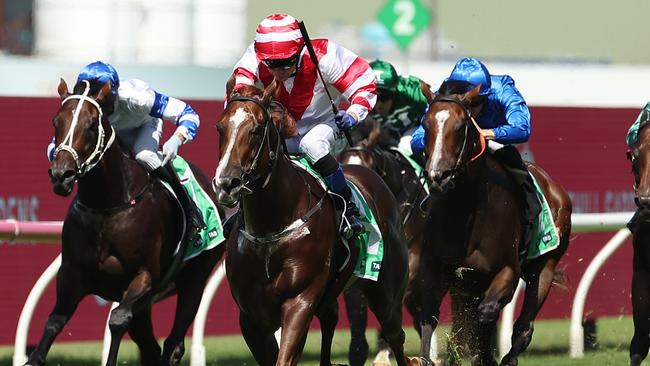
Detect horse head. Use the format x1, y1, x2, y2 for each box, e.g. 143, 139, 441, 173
212, 81, 297, 207
630, 110, 650, 212
48, 78, 116, 196
421, 81, 486, 192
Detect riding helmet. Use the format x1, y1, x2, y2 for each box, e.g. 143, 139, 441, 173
77, 61, 120, 95
254, 14, 304, 60
447, 57, 491, 96
370, 59, 399, 93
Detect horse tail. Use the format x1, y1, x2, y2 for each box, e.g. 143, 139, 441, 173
551, 268, 570, 291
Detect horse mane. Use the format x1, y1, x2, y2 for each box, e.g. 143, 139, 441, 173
230, 83, 297, 138
437, 79, 474, 97
350, 118, 400, 149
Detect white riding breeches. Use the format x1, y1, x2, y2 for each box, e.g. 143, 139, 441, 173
116, 118, 163, 171
398, 126, 418, 155
285, 120, 348, 163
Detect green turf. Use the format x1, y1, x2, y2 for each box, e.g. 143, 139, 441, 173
0, 316, 634, 365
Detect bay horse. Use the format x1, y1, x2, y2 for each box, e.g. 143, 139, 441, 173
627, 111, 650, 366
212, 83, 410, 366
414, 82, 572, 366
339, 119, 427, 365
29, 79, 225, 366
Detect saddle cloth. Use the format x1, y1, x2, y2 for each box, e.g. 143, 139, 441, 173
291, 156, 384, 282
162, 156, 225, 262
527, 172, 560, 259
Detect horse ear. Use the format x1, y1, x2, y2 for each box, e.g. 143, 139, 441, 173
461, 85, 482, 105
262, 80, 278, 105
57, 78, 70, 100
96, 81, 113, 102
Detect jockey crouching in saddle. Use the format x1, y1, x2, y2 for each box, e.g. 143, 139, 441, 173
368, 59, 433, 161
411, 57, 542, 258
227, 13, 377, 239
47, 61, 206, 241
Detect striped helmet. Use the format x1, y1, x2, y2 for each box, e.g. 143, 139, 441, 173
254, 14, 304, 60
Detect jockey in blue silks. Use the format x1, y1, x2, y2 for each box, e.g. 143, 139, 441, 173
411, 57, 541, 254
47, 61, 205, 240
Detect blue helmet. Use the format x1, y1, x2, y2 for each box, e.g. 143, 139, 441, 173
77, 61, 120, 95
447, 57, 491, 96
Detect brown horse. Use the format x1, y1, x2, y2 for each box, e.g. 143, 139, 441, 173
628, 112, 650, 366
339, 119, 427, 364
212, 83, 410, 366
414, 82, 571, 366
29, 79, 225, 366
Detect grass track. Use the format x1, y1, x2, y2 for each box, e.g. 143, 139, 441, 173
0, 316, 633, 365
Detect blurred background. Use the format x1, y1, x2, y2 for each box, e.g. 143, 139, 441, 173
1, 0, 649, 364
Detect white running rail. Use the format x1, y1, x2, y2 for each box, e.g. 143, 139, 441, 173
7, 212, 635, 364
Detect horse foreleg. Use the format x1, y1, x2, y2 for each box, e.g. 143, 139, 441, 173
277, 296, 316, 366
316, 299, 339, 366
500, 258, 556, 366
630, 262, 650, 366
417, 260, 447, 363
472, 320, 498, 366
478, 265, 518, 324
26, 265, 86, 366
105, 270, 152, 366
240, 312, 279, 366
127, 305, 161, 366
162, 250, 221, 366
343, 285, 369, 366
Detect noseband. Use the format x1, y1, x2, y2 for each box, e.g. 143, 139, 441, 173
428, 95, 486, 183
227, 95, 281, 193
54, 80, 116, 176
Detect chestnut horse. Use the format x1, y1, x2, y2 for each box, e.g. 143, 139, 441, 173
212, 83, 410, 366
627, 112, 650, 366
415, 82, 571, 366
29, 79, 225, 366
339, 119, 427, 364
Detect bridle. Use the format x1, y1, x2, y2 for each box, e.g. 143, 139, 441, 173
227, 95, 281, 194
427, 95, 486, 184
54, 80, 116, 176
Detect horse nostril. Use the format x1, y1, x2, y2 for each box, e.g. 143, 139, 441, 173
218, 177, 242, 194
49, 168, 76, 183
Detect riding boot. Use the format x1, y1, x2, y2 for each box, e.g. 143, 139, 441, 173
314, 154, 365, 240
153, 164, 206, 243
493, 146, 542, 260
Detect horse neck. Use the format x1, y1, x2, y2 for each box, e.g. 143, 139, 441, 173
76, 142, 148, 209
241, 154, 303, 236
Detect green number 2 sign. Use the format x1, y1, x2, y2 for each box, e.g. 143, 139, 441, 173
378, 0, 432, 50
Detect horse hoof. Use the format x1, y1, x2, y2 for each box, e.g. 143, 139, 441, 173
373, 349, 391, 365
407, 356, 434, 366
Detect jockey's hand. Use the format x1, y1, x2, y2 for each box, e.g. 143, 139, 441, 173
335, 110, 358, 131
480, 128, 496, 140
162, 134, 182, 166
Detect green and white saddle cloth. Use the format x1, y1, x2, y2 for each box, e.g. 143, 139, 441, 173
291, 156, 384, 281
527, 172, 561, 259
163, 156, 226, 262
391, 147, 429, 194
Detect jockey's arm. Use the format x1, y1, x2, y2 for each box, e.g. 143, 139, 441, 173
319, 40, 377, 123
491, 79, 531, 144
231, 43, 260, 94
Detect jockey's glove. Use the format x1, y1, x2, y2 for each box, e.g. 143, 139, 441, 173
335, 110, 358, 131
162, 134, 182, 166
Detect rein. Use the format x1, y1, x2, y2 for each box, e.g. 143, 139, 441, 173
55, 80, 116, 176
226, 95, 326, 247
228, 95, 281, 193
74, 181, 153, 215
429, 95, 487, 183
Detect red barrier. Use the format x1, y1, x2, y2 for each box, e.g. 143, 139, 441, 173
0, 96, 639, 344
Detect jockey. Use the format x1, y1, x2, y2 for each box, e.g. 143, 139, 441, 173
229, 13, 377, 239
368, 59, 433, 155
411, 57, 541, 250
47, 61, 205, 240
